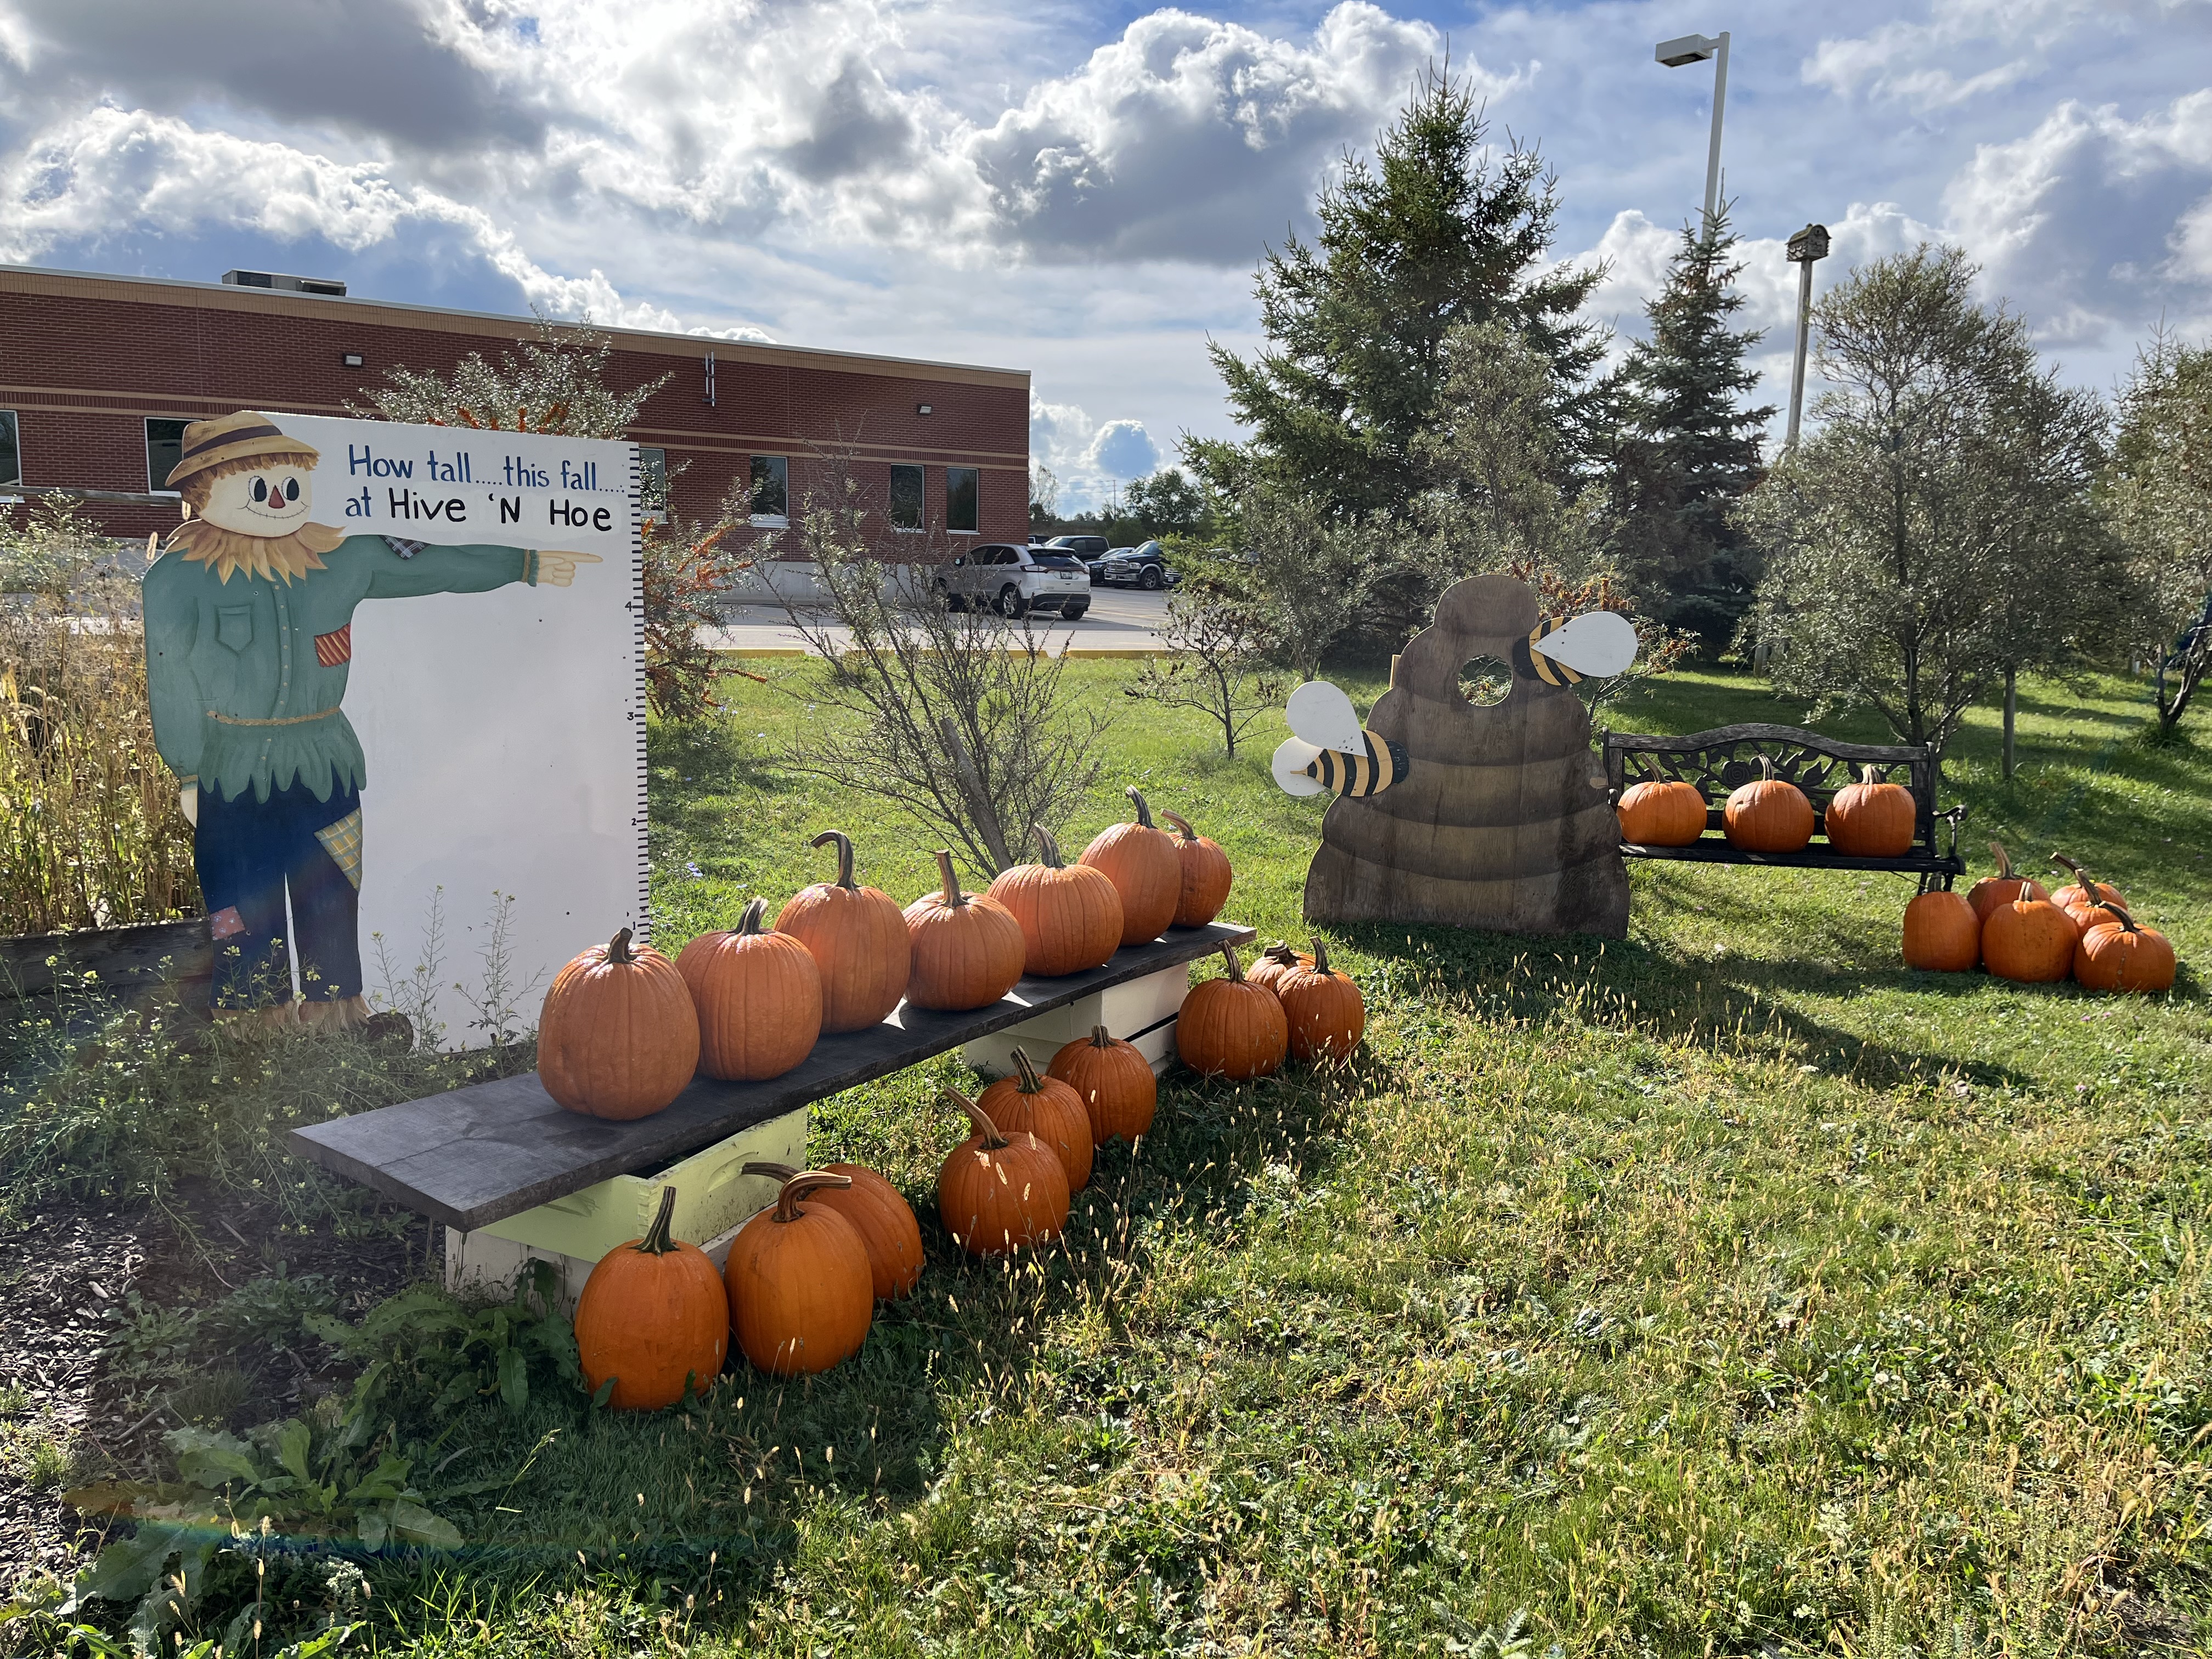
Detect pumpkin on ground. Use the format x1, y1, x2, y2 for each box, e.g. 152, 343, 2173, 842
539, 928, 700, 1121
744, 1160, 923, 1301
2073, 903, 2177, 995
2049, 854, 2128, 939
1159, 810, 1233, 927
1247, 941, 1311, 998
1177, 944, 1289, 1081
1901, 889, 1980, 972
978, 1046, 1093, 1192
686, 898, 823, 1082
904, 850, 1026, 1011
723, 1169, 873, 1376
1982, 891, 2076, 984
1616, 778, 1708, 847
774, 831, 911, 1032
936, 1090, 1070, 1256
1048, 1024, 1157, 1146
1276, 939, 1366, 1062
1968, 840, 2046, 921
1723, 757, 1815, 854
1824, 765, 1917, 857
988, 826, 1123, 976
1080, 787, 1183, 946
573, 1186, 728, 1410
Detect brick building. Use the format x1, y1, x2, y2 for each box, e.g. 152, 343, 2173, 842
0, 264, 1029, 553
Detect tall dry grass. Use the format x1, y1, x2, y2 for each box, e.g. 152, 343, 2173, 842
1, 495, 198, 935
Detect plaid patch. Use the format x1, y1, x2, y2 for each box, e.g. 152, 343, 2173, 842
314, 624, 352, 667
382, 536, 425, 560
315, 809, 364, 891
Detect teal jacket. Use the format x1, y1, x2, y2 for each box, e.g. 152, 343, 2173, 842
144, 534, 539, 803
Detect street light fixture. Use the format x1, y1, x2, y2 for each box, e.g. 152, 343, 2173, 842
1784, 222, 1831, 450
1655, 30, 1730, 232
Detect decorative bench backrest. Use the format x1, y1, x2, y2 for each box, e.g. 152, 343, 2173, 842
1602, 723, 1944, 848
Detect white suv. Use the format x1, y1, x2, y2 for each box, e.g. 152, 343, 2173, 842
938, 544, 1091, 619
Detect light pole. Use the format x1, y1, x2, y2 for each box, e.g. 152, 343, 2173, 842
1655, 31, 1731, 232
1784, 222, 1831, 450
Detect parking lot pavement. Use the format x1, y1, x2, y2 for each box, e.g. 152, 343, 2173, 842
700, 586, 1173, 655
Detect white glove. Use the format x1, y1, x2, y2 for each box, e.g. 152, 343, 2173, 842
179, 783, 198, 827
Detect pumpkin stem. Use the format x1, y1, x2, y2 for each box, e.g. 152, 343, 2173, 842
1009, 1046, 1046, 1093
1756, 754, 1776, 782
1161, 810, 1198, 843
1312, 938, 1333, 976
770, 1169, 853, 1223
942, 1087, 1008, 1149
2050, 853, 2091, 888
737, 895, 769, 936
1988, 840, 2016, 879
1262, 941, 1298, 967
1089, 1023, 1114, 1049
1126, 786, 1154, 828
742, 1160, 801, 1183
811, 830, 859, 890
637, 1185, 680, 1255
1860, 764, 1886, 785
1218, 944, 1246, 985
606, 927, 635, 965
933, 850, 967, 909
1032, 825, 1065, 868
2089, 899, 2138, 935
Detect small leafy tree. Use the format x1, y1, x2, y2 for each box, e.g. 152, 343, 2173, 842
357, 315, 664, 437
1227, 482, 1373, 682
2107, 328, 2212, 736
639, 507, 753, 721
1129, 559, 1279, 754
1740, 246, 2111, 756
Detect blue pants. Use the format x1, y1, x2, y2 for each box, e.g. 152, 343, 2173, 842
196, 780, 364, 1009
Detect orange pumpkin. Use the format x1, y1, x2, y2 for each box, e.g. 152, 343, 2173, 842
1246, 941, 1310, 999
1080, 787, 1183, 946
904, 850, 1026, 1011
573, 1186, 729, 1410
1616, 778, 1708, 847
1723, 756, 1815, 854
539, 928, 701, 1121
1968, 840, 2047, 921
744, 1160, 923, 1301
936, 1089, 1070, 1256
686, 898, 823, 1082
1982, 891, 2076, 984
1048, 1024, 1157, 1146
1901, 889, 1979, 972
1824, 765, 1916, 857
987, 826, 1123, 976
724, 1169, 873, 1376
1276, 939, 1365, 1062
2073, 903, 2176, 995
1159, 810, 1233, 927
979, 1046, 1092, 1193
2049, 854, 2128, 939
774, 831, 911, 1032
1177, 944, 1289, 1081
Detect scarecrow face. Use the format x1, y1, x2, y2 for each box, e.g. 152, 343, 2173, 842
199, 464, 315, 535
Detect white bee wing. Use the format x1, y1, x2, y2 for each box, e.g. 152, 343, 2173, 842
1284, 681, 1366, 754
1531, 611, 1639, 677
1272, 737, 1329, 797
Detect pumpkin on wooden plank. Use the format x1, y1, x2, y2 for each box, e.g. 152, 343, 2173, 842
1824, 765, 1916, 857
745, 1160, 923, 1301
1616, 779, 1708, 847
724, 1169, 873, 1376
1723, 756, 1815, 854
2073, 904, 2176, 994
904, 850, 1026, 1011
988, 826, 1122, 976
1080, 788, 1182, 946
573, 1186, 728, 1410
2049, 854, 2128, 939
1048, 1024, 1157, 1147
936, 1089, 1069, 1256
1177, 944, 1288, 1080
1276, 939, 1365, 1062
1968, 841, 2046, 921
1901, 889, 1979, 972
686, 898, 823, 1082
1159, 810, 1233, 927
539, 927, 699, 1121
775, 831, 911, 1032
978, 1046, 1092, 1193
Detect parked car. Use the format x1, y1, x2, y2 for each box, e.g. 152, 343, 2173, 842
1045, 534, 1110, 562
1087, 540, 1179, 590
938, 544, 1091, 619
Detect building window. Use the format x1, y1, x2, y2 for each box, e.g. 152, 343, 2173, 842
749, 454, 788, 524
637, 446, 669, 511
0, 411, 19, 488
945, 467, 979, 534
889, 464, 924, 532
146, 418, 191, 494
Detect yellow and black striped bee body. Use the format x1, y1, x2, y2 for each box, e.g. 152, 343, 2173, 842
1515, 617, 1584, 686
1303, 731, 1409, 798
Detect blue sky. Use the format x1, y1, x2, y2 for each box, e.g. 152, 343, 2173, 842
3, 0, 2209, 509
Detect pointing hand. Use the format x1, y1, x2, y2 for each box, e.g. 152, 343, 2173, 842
537, 550, 604, 588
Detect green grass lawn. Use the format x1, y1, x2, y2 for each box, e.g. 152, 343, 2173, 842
22, 659, 2212, 1658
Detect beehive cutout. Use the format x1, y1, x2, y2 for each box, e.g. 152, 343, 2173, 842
1303, 573, 1629, 938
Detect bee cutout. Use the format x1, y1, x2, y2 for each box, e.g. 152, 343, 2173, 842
1272, 681, 1409, 799
1514, 610, 1640, 687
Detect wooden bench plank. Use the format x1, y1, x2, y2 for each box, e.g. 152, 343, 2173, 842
287, 922, 1254, 1232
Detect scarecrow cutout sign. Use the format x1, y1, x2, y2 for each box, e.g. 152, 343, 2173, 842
1280, 573, 1638, 939
143, 411, 642, 1043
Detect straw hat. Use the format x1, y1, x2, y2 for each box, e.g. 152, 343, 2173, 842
165, 410, 321, 488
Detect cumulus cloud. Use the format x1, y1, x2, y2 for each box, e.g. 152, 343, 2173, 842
1802, 0, 2196, 110
1088, 419, 1160, 478
1030, 396, 1166, 511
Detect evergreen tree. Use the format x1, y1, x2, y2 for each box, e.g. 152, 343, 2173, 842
1607, 208, 1773, 656
1192, 65, 1608, 517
